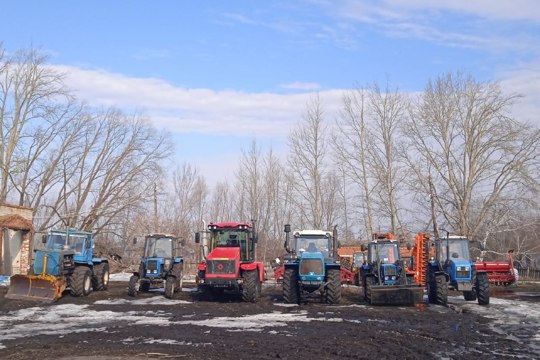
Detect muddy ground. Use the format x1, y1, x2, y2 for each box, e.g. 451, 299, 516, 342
1, 281, 539, 360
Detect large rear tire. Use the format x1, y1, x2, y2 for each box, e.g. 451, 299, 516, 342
92, 262, 109, 291
364, 276, 376, 304
283, 268, 299, 304
476, 272, 490, 305
241, 269, 259, 302
127, 275, 139, 297
325, 268, 341, 304
172, 263, 184, 292
435, 274, 448, 305
70, 266, 92, 297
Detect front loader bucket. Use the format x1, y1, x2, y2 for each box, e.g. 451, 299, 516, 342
369, 285, 424, 306
5, 274, 65, 303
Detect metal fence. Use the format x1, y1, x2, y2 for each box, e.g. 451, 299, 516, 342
517, 268, 540, 281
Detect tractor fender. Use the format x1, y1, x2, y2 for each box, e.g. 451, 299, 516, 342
240, 262, 258, 271
240, 262, 265, 282
435, 270, 450, 283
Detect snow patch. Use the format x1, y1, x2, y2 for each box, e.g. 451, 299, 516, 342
95, 297, 191, 305
171, 310, 343, 332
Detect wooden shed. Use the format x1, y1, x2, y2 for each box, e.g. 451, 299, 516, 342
0, 204, 34, 276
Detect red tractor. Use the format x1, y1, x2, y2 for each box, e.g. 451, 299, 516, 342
195, 222, 264, 302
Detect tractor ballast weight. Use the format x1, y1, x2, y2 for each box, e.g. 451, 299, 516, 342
281, 225, 342, 304
128, 234, 184, 299
195, 221, 264, 302
6, 229, 109, 302
361, 234, 423, 306
426, 233, 490, 306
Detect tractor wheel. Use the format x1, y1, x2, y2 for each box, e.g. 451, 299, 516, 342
427, 270, 436, 304
325, 268, 342, 304
476, 272, 490, 305
364, 276, 376, 304
283, 268, 299, 304
70, 266, 92, 297
463, 290, 477, 301
435, 274, 448, 306
164, 276, 175, 299
172, 263, 184, 292
140, 279, 151, 292
241, 269, 259, 302
128, 275, 139, 297
92, 262, 110, 291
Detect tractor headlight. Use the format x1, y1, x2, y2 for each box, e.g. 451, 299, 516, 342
391, 276, 396, 280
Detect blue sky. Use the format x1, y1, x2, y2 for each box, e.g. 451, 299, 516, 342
2, 0, 540, 185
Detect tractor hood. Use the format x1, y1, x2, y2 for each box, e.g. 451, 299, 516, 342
208, 246, 240, 261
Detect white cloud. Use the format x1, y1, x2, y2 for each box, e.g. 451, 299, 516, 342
280, 81, 322, 90
52, 65, 345, 138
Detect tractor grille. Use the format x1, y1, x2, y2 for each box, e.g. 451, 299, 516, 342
382, 265, 397, 276
456, 267, 470, 279
300, 259, 323, 275
146, 260, 159, 274
207, 260, 236, 274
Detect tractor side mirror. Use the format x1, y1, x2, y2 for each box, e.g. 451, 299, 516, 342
252, 235, 258, 244
42, 235, 47, 243
360, 244, 367, 252
284, 224, 291, 233
132, 237, 137, 245
195, 232, 200, 244
406, 243, 412, 250
179, 239, 185, 247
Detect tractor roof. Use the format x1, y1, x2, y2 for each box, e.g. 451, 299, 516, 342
208, 222, 252, 229
146, 233, 176, 238
293, 229, 332, 237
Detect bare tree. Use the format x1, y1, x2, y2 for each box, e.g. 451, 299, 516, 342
333, 88, 375, 236
405, 72, 540, 243
0, 46, 70, 202
287, 94, 328, 229
367, 82, 409, 235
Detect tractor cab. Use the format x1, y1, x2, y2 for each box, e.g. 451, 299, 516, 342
365, 240, 401, 285
435, 236, 473, 283
205, 222, 255, 262
144, 235, 174, 259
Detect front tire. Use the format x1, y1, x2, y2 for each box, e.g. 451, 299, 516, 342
70, 266, 92, 297
92, 262, 110, 291
283, 268, 299, 304
127, 275, 139, 297
241, 269, 259, 302
325, 268, 342, 304
476, 272, 490, 305
164, 276, 175, 299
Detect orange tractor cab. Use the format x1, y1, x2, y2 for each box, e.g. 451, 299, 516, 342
195, 222, 264, 302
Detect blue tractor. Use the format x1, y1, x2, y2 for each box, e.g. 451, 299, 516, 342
361, 234, 423, 306
427, 233, 490, 306
282, 225, 341, 304
6, 228, 109, 302
128, 234, 184, 299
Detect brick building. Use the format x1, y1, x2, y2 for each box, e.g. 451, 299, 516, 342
0, 204, 34, 276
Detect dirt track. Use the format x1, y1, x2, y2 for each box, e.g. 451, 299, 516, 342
0, 281, 538, 360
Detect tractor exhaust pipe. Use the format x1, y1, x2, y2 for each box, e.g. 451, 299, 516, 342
284, 224, 292, 254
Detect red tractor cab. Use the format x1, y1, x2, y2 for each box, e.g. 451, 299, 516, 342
195, 222, 264, 302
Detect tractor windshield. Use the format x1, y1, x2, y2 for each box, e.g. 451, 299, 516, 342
213, 229, 250, 260
295, 236, 330, 257
47, 233, 86, 253
145, 237, 173, 258
369, 243, 399, 264
440, 238, 470, 262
